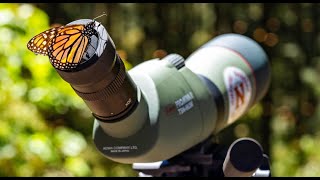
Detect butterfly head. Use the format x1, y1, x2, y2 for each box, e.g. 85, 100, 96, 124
84, 21, 97, 36
83, 12, 107, 36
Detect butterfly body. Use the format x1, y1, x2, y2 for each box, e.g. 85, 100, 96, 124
27, 21, 98, 71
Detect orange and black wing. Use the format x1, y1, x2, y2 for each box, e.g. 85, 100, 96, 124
48, 24, 90, 70
27, 27, 61, 56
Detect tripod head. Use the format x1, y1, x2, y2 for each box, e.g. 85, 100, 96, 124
133, 137, 271, 177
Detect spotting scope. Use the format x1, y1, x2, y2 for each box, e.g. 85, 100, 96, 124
50, 19, 271, 170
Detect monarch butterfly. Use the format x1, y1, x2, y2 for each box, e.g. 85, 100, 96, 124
27, 13, 107, 71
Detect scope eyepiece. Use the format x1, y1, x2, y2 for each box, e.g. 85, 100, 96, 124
52, 19, 138, 122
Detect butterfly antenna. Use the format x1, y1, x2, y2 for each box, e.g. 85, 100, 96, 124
93, 12, 108, 21
90, 12, 108, 41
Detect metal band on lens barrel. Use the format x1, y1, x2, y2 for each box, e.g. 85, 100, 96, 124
72, 56, 126, 101
53, 19, 138, 122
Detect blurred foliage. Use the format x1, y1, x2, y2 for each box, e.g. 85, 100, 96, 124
0, 2, 320, 177
0, 3, 136, 177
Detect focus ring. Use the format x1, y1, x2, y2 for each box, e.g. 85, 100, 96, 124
72, 55, 126, 101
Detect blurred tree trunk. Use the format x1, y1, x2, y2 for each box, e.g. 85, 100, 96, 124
214, 3, 232, 34
260, 3, 274, 157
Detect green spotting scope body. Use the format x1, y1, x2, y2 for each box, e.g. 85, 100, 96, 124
53, 19, 271, 164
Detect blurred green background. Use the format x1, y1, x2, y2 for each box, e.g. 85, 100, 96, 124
0, 3, 319, 177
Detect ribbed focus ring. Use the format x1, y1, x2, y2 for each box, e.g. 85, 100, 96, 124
72, 56, 126, 101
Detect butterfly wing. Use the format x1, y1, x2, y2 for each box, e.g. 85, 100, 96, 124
27, 27, 61, 56
48, 24, 91, 70
27, 22, 97, 71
